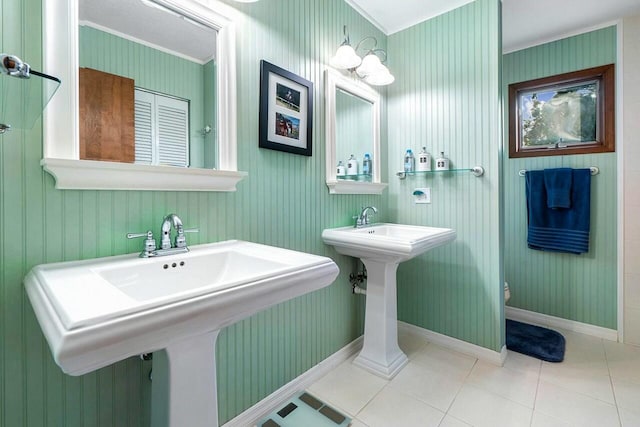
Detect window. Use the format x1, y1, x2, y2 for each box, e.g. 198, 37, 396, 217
135, 89, 190, 167
508, 64, 615, 158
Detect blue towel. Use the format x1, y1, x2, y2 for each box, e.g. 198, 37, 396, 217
526, 168, 591, 254
544, 168, 572, 209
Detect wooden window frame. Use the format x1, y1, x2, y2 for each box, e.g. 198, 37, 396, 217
508, 64, 615, 158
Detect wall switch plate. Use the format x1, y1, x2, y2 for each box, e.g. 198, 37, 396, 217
413, 188, 431, 204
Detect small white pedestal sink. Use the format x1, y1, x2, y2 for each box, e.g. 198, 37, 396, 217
322, 223, 455, 379
24, 240, 338, 427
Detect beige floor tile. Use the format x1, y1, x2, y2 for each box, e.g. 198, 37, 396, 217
466, 360, 539, 407
620, 407, 640, 427
612, 377, 640, 414
534, 380, 620, 427
410, 343, 477, 381
398, 329, 429, 358
530, 411, 573, 427
357, 387, 445, 427
540, 361, 614, 403
387, 361, 465, 411
350, 419, 370, 427
503, 350, 542, 375
307, 360, 387, 417
438, 415, 472, 427
448, 384, 532, 427
554, 328, 606, 364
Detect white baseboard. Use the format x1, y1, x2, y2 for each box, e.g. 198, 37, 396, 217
222, 336, 363, 427
398, 321, 507, 366
505, 306, 619, 342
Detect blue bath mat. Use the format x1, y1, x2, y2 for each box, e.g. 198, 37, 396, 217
506, 319, 565, 362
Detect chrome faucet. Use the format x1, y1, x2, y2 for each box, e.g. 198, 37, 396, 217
354, 206, 378, 228
127, 213, 199, 258
161, 213, 184, 250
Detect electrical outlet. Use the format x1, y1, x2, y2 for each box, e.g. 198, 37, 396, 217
413, 188, 431, 204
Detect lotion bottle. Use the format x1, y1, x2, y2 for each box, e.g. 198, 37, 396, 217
346, 154, 359, 175
417, 147, 431, 172
435, 151, 450, 171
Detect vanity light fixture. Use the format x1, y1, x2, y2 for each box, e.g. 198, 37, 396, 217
329, 26, 394, 86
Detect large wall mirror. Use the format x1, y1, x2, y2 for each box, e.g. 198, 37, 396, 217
325, 69, 387, 194
43, 0, 245, 191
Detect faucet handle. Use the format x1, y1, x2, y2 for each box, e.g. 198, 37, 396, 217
127, 230, 157, 256
175, 226, 199, 248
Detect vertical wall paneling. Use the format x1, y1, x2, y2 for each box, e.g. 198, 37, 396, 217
1, 0, 386, 425
502, 27, 618, 329
387, 0, 503, 351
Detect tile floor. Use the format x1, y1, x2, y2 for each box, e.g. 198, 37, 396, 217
306, 327, 640, 427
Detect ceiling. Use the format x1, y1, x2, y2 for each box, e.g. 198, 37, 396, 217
79, 0, 640, 61
347, 0, 640, 52
79, 0, 217, 63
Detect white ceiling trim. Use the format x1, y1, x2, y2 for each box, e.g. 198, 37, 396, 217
79, 20, 209, 65
502, 19, 621, 54
344, 0, 475, 35
343, 0, 389, 34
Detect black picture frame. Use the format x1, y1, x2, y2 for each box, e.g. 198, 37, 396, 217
259, 60, 313, 156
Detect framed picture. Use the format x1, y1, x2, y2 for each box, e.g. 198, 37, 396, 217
259, 60, 313, 156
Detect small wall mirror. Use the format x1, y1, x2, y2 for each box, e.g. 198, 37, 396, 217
42, 0, 245, 191
325, 69, 387, 194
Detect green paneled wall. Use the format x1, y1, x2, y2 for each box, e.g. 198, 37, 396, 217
0, 0, 388, 425
387, 0, 504, 351
79, 25, 211, 167
502, 27, 618, 329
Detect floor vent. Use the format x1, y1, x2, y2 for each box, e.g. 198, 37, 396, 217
257, 391, 351, 426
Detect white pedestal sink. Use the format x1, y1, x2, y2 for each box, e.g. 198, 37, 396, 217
322, 223, 455, 379
24, 240, 338, 427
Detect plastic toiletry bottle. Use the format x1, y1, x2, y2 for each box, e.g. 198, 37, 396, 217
404, 149, 415, 173
362, 153, 372, 176
417, 147, 431, 172
435, 151, 450, 171
336, 160, 346, 177
346, 154, 359, 176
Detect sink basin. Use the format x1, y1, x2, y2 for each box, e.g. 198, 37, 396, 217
25, 240, 339, 427
322, 223, 455, 379
321, 223, 456, 262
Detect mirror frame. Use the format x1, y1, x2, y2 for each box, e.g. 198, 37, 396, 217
325, 69, 387, 195
42, 0, 246, 191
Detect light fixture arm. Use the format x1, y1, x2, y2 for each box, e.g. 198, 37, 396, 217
354, 36, 378, 54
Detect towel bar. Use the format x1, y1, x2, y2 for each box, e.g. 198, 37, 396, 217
518, 166, 599, 177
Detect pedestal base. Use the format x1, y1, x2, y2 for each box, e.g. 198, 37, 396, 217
354, 259, 408, 379
151, 331, 220, 427
353, 350, 408, 380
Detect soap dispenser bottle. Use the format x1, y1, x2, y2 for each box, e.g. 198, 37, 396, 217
346, 154, 359, 175
362, 153, 372, 176
336, 160, 346, 177
417, 147, 431, 172
404, 149, 415, 172
435, 151, 450, 171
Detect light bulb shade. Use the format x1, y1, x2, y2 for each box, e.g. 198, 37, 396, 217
329, 44, 362, 70
364, 66, 395, 86
356, 53, 384, 78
